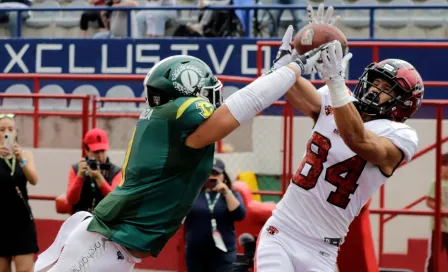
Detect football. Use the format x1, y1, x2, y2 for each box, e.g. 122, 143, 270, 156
293, 24, 348, 55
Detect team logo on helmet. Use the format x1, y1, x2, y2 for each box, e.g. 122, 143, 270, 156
172, 64, 206, 95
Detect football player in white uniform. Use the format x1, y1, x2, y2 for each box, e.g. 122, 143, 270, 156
255, 5, 424, 272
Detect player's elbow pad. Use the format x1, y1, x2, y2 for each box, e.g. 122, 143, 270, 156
224, 66, 296, 124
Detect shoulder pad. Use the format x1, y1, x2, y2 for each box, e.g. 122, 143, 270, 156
175, 97, 215, 120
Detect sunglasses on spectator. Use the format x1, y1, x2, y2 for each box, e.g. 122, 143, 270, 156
0, 113, 15, 119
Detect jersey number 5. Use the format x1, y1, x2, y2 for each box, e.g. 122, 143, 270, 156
292, 132, 367, 209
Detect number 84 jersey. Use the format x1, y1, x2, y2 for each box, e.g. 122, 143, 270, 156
273, 86, 418, 240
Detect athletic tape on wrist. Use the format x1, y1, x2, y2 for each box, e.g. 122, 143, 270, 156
328, 80, 351, 108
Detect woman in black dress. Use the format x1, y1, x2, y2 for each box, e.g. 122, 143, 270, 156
0, 114, 39, 272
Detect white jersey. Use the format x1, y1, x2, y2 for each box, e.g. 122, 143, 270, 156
273, 86, 418, 241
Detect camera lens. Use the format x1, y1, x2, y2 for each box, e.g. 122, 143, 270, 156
88, 159, 98, 170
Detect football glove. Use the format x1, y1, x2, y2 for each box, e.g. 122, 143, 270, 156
289, 42, 331, 76
319, 40, 352, 82
307, 3, 340, 26
271, 25, 298, 72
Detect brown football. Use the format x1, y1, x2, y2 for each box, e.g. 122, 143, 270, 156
293, 24, 348, 55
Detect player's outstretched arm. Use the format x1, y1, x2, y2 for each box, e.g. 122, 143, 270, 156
285, 49, 354, 122
331, 96, 403, 172
319, 41, 404, 173
186, 65, 298, 149
185, 104, 240, 149
283, 4, 344, 121
186, 45, 325, 149
269, 25, 324, 121
285, 77, 321, 121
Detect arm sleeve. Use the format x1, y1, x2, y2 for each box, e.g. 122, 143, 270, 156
225, 66, 296, 125
66, 168, 84, 205
229, 191, 247, 222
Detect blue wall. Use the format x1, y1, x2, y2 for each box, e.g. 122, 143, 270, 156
0, 38, 446, 104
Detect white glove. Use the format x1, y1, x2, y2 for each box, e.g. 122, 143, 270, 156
320, 40, 353, 108
315, 47, 351, 80
289, 42, 331, 76
271, 25, 298, 71
307, 4, 344, 79
320, 40, 352, 82
307, 3, 340, 26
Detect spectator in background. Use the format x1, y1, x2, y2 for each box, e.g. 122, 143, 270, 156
185, 158, 246, 272
93, 0, 137, 38
66, 128, 121, 214
232, 0, 253, 37
425, 152, 448, 272
0, 113, 39, 272
271, 0, 303, 37
135, 0, 177, 38
176, 0, 242, 37
80, 0, 107, 37
0, 0, 32, 37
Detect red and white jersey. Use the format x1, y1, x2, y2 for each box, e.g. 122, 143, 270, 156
273, 86, 418, 241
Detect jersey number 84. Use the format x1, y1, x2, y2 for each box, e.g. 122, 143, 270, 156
293, 132, 367, 209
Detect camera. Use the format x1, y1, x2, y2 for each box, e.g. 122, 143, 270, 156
85, 158, 111, 172
87, 159, 98, 170
233, 233, 256, 272
204, 178, 217, 189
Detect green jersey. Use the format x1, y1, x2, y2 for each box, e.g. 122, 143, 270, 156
87, 97, 215, 257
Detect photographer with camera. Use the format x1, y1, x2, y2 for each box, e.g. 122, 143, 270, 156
66, 128, 122, 214
184, 158, 246, 272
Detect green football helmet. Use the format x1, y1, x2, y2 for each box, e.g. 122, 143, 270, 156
144, 55, 223, 108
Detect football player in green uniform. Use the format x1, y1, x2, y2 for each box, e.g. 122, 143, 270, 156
35, 29, 328, 271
